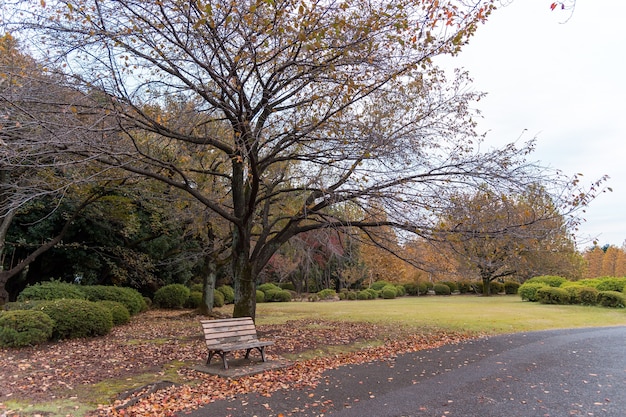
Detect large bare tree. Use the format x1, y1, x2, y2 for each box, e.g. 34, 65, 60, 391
4, 0, 599, 318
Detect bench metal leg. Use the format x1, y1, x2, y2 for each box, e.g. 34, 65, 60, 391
245, 347, 267, 362
207, 350, 230, 369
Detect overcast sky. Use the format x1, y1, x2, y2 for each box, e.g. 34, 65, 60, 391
440, 0, 625, 248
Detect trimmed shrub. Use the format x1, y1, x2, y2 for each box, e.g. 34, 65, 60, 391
579, 287, 599, 306
536, 287, 570, 305
213, 290, 225, 307
472, 281, 484, 294
153, 284, 190, 309
519, 282, 548, 301
278, 282, 296, 291
258, 283, 281, 293
356, 290, 370, 300
563, 286, 582, 304
370, 281, 392, 291
96, 301, 131, 326
39, 299, 113, 340
404, 282, 429, 296
490, 281, 505, 294
274, 290, 292, 302
216, 285, 235, 304
81, 286, 146, 315
365, 288, 380, 299
504, 281, 520, 295
597, 291, 626, 308
0, 310, 54, 347
190, 283, 203, 293
440, 281, 457, 293
317, 289, 337, 300
457, 281, 472, 294
395, 285, 406, 297
256, 290, 265, 303
526, 275, 567, 288
186, 291, 203, 309
18, 281, 86, 302
4, 301, 43, 311
346, 291, 357, 300
381, 285, 397, 299
433, 283, 451, 295
596, 277, 626, 292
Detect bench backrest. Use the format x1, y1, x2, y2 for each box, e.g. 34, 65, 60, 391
201, 317, 259, 348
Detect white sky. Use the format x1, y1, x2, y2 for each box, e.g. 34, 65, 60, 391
440, 0, 626, 249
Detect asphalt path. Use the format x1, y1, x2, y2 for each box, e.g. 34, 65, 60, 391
185, 326, 626, 417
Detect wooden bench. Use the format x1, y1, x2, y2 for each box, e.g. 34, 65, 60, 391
200, 317, 274, 369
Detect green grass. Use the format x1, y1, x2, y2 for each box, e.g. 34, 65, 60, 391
254, 295, 626, 333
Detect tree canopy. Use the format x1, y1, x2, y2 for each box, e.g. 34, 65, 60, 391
2, 0, 604, 317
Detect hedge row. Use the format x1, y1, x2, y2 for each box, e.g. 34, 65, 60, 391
519, 276, 626, 308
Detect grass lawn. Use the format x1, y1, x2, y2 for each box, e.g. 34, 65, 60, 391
252, 295, 626, 334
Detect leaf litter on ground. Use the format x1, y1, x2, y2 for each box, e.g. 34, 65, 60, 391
0, 310, 481, 417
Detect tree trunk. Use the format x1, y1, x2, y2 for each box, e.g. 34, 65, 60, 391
481, 275, 492, 296
198, 256, 216, 316
232, 250, 256, 320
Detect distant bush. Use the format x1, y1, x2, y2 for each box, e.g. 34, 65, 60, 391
519, 282, 548, 302
82, 286, 146, 315
433, 283, 451, 295
18, 280, 86, 302
563, 286, 582, 304
345, 291, 357, 300
264, 288, 292, 302
536, 287, 570, 305
504, 281, 520, 295
370, 281, 392, 291
213, 290, 224, 307
186, 291, 203, 309
381, 285, 397, 299
39, 299, 113, 340
256, 290, 265, 303
153, 284, 191, 309
258, 283, 281, 293
190, 283, 203, 293
579, 287, 599, 305
597, 291, 626, 308
395, 285, 406, 297
278, 282, 296, 291
490, 281, 505, 294
595, 277, 626, 292
96, 301, 131, 326
440, 281, 457, 293
526, 275, 567, 288
404, 282, 429, 296
457, 281, 472, 294
356, 290, 370, 300
217, 285, 235, 304
0, 310, 54, 348
472, 281, 484, 294
4, 301, 43, 311
366, 288, 380, 299
317, 289, 337, 300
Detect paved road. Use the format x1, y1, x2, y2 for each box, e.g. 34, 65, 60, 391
185, 326, 626, 417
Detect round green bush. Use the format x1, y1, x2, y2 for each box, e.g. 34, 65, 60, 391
526, 275, 567, 288
365, 288, 379, 299
96, 301, 131, 326
579, 287, 599, 305
346, 291, 357, 300
39, 299, 113, 340
4, 301, 43, 311
536, 287, 570, 305
258, 283, 281, 293
370, 281, 392, 291
18, 281, 86, 302
504, 281, 520, 295
457, 281, 472, 294
217, 285, 235, 304
356, 290, 370, 300
190, 283, 203, 292
395, 285, 406, 296
274, 290, 292, 302
213, 290, 225, 307
82, 285, 146, 315
153, 284, 191, 309
596, 277, 626, 292
597, 291, 626, 308
317, 289, 337, 300
519, 282, 548, 302
185, 291, 203, 309
433, 283, 451, 295
256, 290, 265, 303
381, 285, 397, 299
278, 282, 296, 291
441, 281, 457, 293
490, 281, 505, 294
0, 310, 54, 347
403, 283, 419, 296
